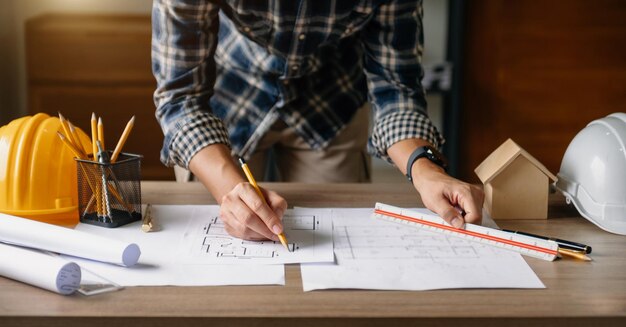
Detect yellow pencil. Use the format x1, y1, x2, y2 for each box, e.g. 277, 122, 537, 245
58, 131, 97, 208
238, 157, 290, 252
58, 113, 82, 156
92, 114, 102, 215
57, 131, 86, 160
90, 113, 98, 160
111, 116, 135, 163
69, 122, 87, 157
97, 117, 105, 151
558, 248, 592, 261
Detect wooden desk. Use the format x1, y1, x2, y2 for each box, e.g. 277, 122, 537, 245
1, 182, 625, 326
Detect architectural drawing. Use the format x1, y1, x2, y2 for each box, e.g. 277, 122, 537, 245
200, 216, 298, 257
333, 224, 488, 262
180, 207, 333, 265
300, 208, 545, 291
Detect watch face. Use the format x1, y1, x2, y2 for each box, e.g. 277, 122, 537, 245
425, 147, 447, 168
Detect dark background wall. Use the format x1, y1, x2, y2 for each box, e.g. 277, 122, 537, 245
460, 0, 626, 181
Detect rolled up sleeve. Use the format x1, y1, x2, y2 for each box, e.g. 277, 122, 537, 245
152, 0, 230, 168
361, 0, 444, 162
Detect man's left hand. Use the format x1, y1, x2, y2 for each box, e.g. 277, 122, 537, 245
411, 158, 484, 228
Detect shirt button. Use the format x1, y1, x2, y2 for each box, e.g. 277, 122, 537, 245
298, 33, 306, 41
243, 26, 251, 33
291, 65, 299, 71
282, 80, 290, 86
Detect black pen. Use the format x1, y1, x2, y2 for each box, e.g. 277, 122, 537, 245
502, 229, 592, 254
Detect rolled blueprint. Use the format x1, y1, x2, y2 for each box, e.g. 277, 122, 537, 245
0, 242, 81, 295
0, 213, 140, 266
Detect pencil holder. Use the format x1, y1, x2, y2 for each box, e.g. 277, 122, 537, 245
75, 152, 143, 228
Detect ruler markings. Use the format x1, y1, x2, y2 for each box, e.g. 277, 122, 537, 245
373, 203, 558, 261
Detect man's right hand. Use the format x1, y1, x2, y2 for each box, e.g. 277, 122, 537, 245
188, 144, 287, 241
219, 182, 287, 241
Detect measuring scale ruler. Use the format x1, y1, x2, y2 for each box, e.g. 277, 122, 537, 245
373, 203, 559, 261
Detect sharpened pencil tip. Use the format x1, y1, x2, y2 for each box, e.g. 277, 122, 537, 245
277, 233, 290, 252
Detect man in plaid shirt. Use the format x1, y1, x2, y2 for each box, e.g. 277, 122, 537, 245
152, 0, 483, 240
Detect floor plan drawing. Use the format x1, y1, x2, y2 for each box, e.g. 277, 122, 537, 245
300, 208, 546, 291
200, 216, 299, 257
333, 224, 493, 263
179, 206, 333, 265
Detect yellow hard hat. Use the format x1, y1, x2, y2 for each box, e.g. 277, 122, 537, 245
0, 113, 92, 225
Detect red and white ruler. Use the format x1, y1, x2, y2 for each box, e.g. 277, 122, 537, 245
373, 203, 559, 261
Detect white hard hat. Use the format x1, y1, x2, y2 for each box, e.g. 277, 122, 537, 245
555, 113, 626, 235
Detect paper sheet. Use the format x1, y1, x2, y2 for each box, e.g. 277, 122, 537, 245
0, 242, 81, 295
301, 208, 546, 291
67, 205, 284, 286
178, 207, 334, 264
0, 212, 140, 266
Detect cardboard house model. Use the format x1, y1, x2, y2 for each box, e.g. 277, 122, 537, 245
475, 139, 557, 220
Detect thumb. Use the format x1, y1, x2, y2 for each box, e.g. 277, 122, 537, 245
429, 196, 465, 229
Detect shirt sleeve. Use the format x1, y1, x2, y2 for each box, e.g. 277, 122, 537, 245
152, 0, 230, 168
361, 0, 445, 163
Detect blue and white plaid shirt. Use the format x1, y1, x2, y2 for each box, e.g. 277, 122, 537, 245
152, 0, 444, 168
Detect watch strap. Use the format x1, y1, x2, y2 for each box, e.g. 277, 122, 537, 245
405, 146, 447, 182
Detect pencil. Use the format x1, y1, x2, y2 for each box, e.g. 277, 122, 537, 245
97, 117, 105, 151
57, 132, 85, 160
58, 113, 82, 156
57, 132, 99, 208
558, 248, 592, 261
91, 113, 98, 160
238, 157, 290, 251
69, 122, 87, 157
111, 116, 135, 163
92, 114, 102, 215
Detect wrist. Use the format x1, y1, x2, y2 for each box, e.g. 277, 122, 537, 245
411, 157, 446, 190
404, 145, 447, 182
188, 144, 245, 202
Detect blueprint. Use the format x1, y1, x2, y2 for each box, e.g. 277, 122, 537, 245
69, 205, 285, 287
179, 206, 334, 264
301, 208, 546, 291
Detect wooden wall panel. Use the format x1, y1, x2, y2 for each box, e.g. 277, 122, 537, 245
26, 15, 153, 84
26, 14, 174, 180
460, 0, 626, 182
29, 85, 172, 180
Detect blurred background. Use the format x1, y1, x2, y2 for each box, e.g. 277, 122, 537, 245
0, 0, 624, 183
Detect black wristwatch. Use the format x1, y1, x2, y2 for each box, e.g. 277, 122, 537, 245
405, 146, 447, 182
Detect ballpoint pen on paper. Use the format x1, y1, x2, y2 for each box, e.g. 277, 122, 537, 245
502, 229, 592, 254
238, 157, 291, 252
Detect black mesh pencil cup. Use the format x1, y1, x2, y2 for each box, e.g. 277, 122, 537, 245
75, 153, 143, 227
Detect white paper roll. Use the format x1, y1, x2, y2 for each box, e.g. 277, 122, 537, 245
0, 242, 81, 295
0, 213, 141, 266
